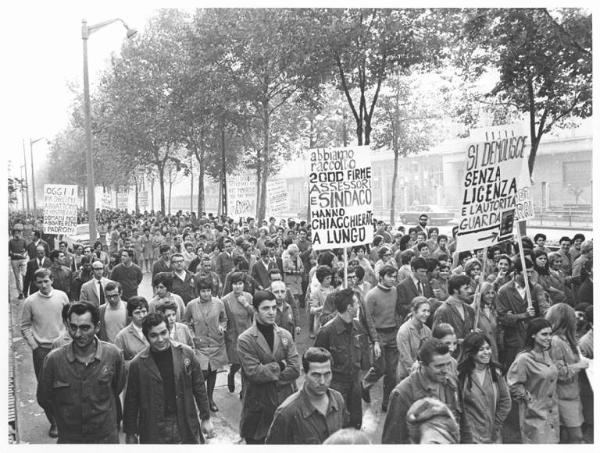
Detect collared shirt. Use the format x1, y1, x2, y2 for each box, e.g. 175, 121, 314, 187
514, 281, 526, 300
266, 385, 349, 444
38, 339, 125, 443
314, 315, 363, 379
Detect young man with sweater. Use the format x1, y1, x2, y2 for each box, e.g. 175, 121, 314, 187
361, 264, 397, 412
20, 268, 69, 438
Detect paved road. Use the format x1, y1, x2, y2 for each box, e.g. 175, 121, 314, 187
9, 271, 388, 444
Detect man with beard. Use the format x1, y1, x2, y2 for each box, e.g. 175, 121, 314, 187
265, 347, 348, 444
38, 302, 125, 443
415, 214, 429, 237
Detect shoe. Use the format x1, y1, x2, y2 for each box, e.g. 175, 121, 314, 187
18, 293, 24, 300
48, 424, 58, 438
227, 372, 235, 393
209, 400, 218, 412
360, 382, 371, 403
309, 334, 315, 339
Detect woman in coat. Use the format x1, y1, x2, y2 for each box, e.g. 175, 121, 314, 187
396, 296, 432, 382
222, 272, 254, 395
534, 250, 568, 306
507, 318, 559, 444
474, 282, 500, 362
458, 332, 511, 443
156, 300, 194, 348
308, 265, 334, 338
282, 243, 304, 303
546, 303, 589, 443
184, 276, 228, 412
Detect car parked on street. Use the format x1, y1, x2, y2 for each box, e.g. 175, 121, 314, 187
397, 204, 456, 226
63, 223, 99, 249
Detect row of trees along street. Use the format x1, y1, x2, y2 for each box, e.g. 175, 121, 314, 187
42, 8, 591, 225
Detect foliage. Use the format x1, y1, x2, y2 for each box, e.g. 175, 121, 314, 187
462, 8, 592, 176
311, 9, 451, 145
8, 177, 27, 205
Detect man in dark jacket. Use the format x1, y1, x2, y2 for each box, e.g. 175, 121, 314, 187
315, 288, 367, 429
124, 312, 214, 444
382, 338, 466, 444
170, 253, 195, 304
265, 347, 349, 444
23, 244, 51, 296
237, 291, 301, 444
38, 302, 125, 443
497, 256, 549, 371
48, 250, 73, 300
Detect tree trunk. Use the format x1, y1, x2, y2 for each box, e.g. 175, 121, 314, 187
221, 125, 227, 217
168, 167, 173, 215
258, 105, 269, 223
134, 176, 139, 214
158, 163, 166, 214
390, 149, 399, 226
197, 145, 205, 215
190, 158, 194, 214
150, 176, 154, 212
256, 146, 262, 218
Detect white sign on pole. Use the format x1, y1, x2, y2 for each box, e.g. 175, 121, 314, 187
117, 191, 129, 210
227, 172, 256, 220
101, 191, 114, 210
266, 179, 288, 218
43, 184, 78, 234
139, 191, 148, 209
308, 146, 374, 250
456, 128, 535, 252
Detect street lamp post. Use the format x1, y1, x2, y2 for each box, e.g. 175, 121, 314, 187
29, 137, 47, 213
81, 18, 136, 242
20, 165, 26, 211
22, 140, 30, 213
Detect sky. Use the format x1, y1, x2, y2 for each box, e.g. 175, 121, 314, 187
1, 0, 596, 180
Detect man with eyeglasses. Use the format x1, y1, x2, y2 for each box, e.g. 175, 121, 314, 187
98, 282, 130, 344
38, 302, 125, 443
80, 261, 113, 307
170, 253, 195, 304
271, 280, 300, 339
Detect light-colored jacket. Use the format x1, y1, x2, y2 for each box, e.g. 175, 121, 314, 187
80, 277, 114, 307
507, 350, 559, 444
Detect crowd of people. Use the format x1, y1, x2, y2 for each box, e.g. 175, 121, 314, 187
8, 208, 594, 444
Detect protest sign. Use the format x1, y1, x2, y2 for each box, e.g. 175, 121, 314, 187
117, 191, 129, 210
43, 184, 78, 234
139, 191, 148, 209
266, 179, 288, 218
227, 172, 257, 219
101, 191, 114, 210
308, 146, 373, 250
456, 128, 535, 252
